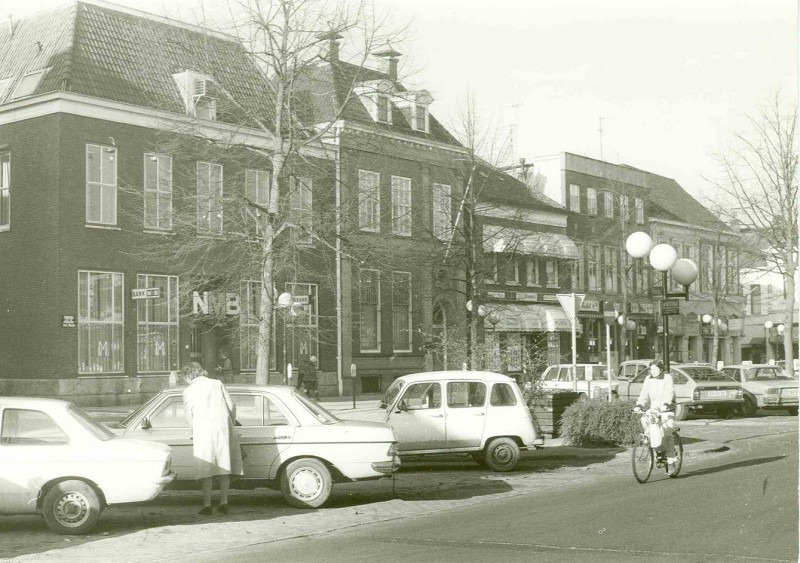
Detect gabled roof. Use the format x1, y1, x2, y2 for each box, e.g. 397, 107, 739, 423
472, 160, 566, 213
295, 57, 462, 146
0, 1, 275, 128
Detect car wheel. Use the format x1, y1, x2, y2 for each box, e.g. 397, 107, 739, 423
483, 437, 520, 472
674, 403, 688, 422
740, 397, 758, 417
787, 407, 798, 416
280, 458, 332, 509
42, 480, 102, 535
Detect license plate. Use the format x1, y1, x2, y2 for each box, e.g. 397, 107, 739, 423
706, 390, 728, 398
782, 388, 798, 397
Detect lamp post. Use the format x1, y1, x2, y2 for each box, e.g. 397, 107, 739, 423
277, 291, 294, 385
625, 232, 698, 372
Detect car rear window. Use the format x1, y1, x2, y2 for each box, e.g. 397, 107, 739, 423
447, 382, 486, 408
680, 367, 736, 382
69, 406, 116, 440
490, 383, 517, 406
743, 368, 793, 381
2, 408, 70, 445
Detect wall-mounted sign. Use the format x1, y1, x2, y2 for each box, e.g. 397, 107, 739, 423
132, 288, 160, 300
541, 294, 559, 302
516, 292, 538, 302
192, 291, 241, 316
61, 315, 76, 328
580, 299, 600, 312
660, 299, 680, 316
486, 291, 506, 300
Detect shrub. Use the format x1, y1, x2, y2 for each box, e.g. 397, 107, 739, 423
559, 398, 640, 447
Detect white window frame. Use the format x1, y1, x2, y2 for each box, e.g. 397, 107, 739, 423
391, 175, 412, 236
545, 259, 559, 288
526, 258, 540, 287
635, 197, 644, 224
588, 245, 600, 291
360, 269, 382, 352
569, 184, 580, 212
604, 247, 619, 293
505, 255, 520, 285
586, 187, 597, 215
86, 144, 117, 225
78, 270, 124, 374
136, 274, 179, 374
0, 152, 9, 231
143, 154, 172, 231
358, 169, 381, 232
432, 182, 452, 241
197, 162, 223, 235
414, 104, 428, 132
392, 271, 412, 352
245, 169, 270, 237
604, 191, 615, 219
290, 176, 313, 244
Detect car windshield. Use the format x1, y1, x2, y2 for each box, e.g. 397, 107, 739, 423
69, 406, 117, 440
680, 367, 736, 382
743, 367, 794, 381
381, 379, 405, 408
293, 391, 340, 424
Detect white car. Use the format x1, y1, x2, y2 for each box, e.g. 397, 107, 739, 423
0, 397, 174, 535
720, 364, 799, 416
538, 364, 620, 400
110, 385, 400, 508
347, 371, 543, 472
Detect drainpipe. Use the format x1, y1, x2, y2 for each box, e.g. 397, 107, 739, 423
334, 124, 344, 395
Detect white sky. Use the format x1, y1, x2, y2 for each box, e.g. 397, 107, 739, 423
5, 0, 797, 201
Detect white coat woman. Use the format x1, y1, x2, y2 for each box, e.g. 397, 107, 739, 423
182, 362, 243, 515
634, 359, 678, 471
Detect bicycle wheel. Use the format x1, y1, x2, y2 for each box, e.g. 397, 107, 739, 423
667, 433, 684, 478
631, 436, 654, 483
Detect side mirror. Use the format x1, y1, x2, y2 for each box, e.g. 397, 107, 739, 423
140, 417, 152, 430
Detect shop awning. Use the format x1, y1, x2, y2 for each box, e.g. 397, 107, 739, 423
482, 225, 579, 260
484, 303, 581, 333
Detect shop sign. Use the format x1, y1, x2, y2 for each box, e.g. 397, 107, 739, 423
516, 292, 538, 302
580, 299, 600, 312
700, 326, 713, 337
192, 291, 241, 316
630, 302, 654, 314
660, 299, 680, 316
132, 288, 160, 300
541, 294, 559, 302
487, 291, 506, 300
61, 315, 76, 328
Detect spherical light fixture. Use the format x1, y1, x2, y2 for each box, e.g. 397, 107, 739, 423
477, 304, 488, 318
625, 232, 653, 259
617, 314, 625, 326
488, 311, 501, 325
764, 320, 774, 329
702, 314, 713, 324
777, 323, 785, 334
649, 244, 678, 272
672, 258, 699, 286
277, 292, 294, 308
465, 300, 474, 313
627, 319, 636, 330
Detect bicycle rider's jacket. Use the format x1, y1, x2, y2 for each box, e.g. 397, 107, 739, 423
636, 372, 676, 412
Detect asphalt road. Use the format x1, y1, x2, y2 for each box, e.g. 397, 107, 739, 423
192, 430, 798, 563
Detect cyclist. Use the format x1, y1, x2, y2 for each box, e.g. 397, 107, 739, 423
633, 359, 678, 472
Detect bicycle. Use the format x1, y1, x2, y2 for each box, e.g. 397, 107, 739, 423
631, 409, 684, 483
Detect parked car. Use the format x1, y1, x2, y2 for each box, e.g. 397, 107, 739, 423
616, 359, 655, 382
109, 385, 399, 508
348, 371, 542, 471
538, 364, 619, 400
0, 397, 174, 535
618, 364, 744, 420
720, 364, 799, 416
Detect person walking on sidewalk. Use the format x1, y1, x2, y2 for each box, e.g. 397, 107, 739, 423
182, 362, 243, 515
216, 350, 234, 384
297, 355, 319, 400
633, 359, 678, 473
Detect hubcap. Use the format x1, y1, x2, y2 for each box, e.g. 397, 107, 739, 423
55, 492, 90, 527
291, 468, 322, 499
493, 446, 513, 465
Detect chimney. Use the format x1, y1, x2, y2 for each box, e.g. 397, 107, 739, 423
317, 31, 343, 62
372, 47, 402, 80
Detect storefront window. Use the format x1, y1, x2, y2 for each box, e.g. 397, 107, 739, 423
79, 271, 124, 374
136, 274, 179, 374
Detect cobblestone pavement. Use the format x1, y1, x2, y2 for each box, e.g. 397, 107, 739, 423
1, 414, 796, 562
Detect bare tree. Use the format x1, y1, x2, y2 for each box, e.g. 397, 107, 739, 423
707, 95, 798, 369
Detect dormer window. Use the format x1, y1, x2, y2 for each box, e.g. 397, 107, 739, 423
172, 70, 218, 120
376, 95, 391, 123
393, 89, 433, 133
10, 68, 49, 100
414, 105, 428, 132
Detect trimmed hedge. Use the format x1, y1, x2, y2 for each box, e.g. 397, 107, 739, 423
559, 399, 641, 447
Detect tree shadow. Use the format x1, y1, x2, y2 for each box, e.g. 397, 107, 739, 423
677, 455, 786, 478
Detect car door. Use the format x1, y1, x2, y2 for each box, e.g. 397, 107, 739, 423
0, 407, 71, 513
444, 381, 487, 449
121, 395, 197, 480
388, 381, 446, 452
230, 393, 295, 480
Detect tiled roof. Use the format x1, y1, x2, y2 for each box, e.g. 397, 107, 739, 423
473, 160, 566, 213
295, 58, 462, 146
0, 1, 275, 127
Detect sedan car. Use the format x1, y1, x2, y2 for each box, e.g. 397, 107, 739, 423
346, 371, 542, 472
538, 364, 620, 400
110, 385, 399, 508
720, 364, 798, 416
618, 364, 743, 420
0, 397, 174, 535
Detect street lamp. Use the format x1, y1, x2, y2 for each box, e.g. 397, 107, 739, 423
625, 232, 698, 372
277, 291, 295, 385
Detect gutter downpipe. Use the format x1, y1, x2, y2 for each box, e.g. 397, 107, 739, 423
334, 124, 344, 396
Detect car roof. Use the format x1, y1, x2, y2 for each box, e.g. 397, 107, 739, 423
159, 384, 297, 395
395, 371, 514, 383
546, 364, 607, 368
0, 397, 72, 408
722, 364, 782, 369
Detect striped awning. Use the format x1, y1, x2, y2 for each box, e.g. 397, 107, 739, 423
482, 225, 579, 260
484, 303, 581, 333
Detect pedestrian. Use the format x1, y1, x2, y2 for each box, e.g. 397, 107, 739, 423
181, 362, 243, 515
216, 350, 233, 383
298, 355, 319, 400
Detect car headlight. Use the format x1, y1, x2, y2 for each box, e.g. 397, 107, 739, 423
764, 387, 780, 395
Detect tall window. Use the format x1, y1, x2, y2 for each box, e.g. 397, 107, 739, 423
285, 282, 319, 363
750, 285, 762, 315
586, 187, 597, 215
729, 250, 740, 293
0, 152, 8, 230
635, 197, 644, 224
391, 175, 412, 236
619, 194, 629, 219
197, 162, 223, 234
701, 244, 714, 292
718, 246, 728, 293
245, 169, 270, 236
604, 247, 619, 292
392, 272, 412, 352
376, 95, 390, 123
290, 176, 313, 243
78, 271, 124, 374
573, 245, 583, 290
526, 259, 540, 286
358, 170, 380, 232
504, 255, 519, 285
622, 253, 633, 292
143, 154, 172, 231
604, 191, 615, 219
545, 259, 559, 287
587, 245, 600, 290
86, 144, 117, 225
635, 260, 647, 293
360, 269, 381, 352
432, 183, 452, 240
240, 281, 262, 371
136, 274, 179, 374
569, 184, 580, 212
414, 105, 427, 131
